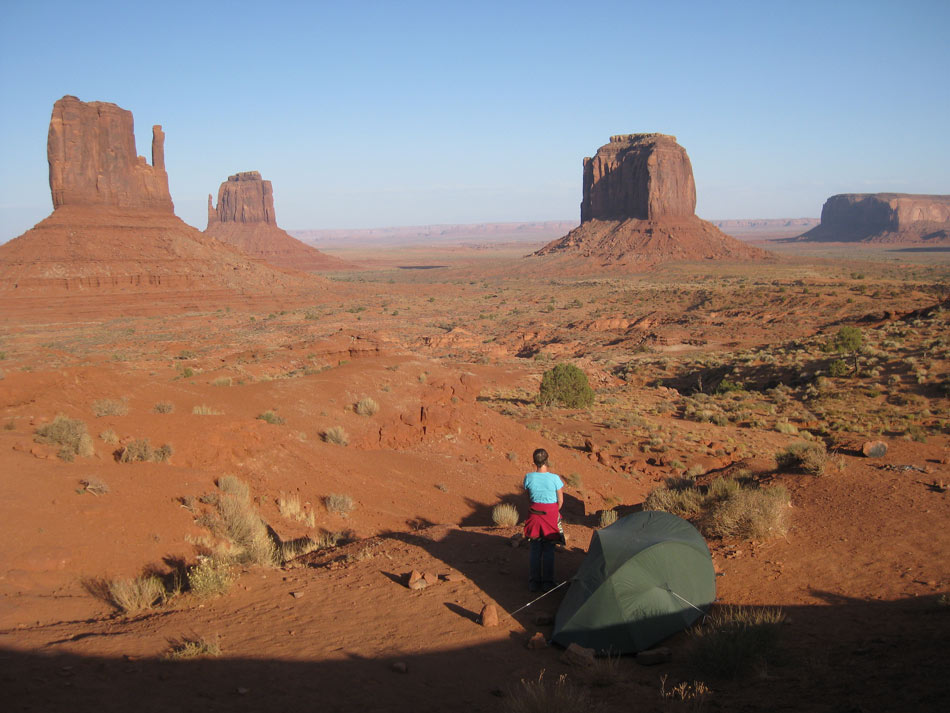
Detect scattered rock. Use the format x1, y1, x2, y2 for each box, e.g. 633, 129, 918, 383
480, 604, 499, 627
526, 632, 547, 650
560, 642, 596, 667
636, 647, 672, 666
407, 570, 427, 590
290, 591, 304, 599
862, 441, 888, 458
422, 572, 440, 586
509, 533, 523, 549
390, 661, 408, 674
445, 572, 465, 583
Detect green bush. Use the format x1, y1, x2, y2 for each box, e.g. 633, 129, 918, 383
538, 363, 594, 408
828, 359, 849, 377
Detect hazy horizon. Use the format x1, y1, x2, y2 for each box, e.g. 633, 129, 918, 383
1, 1, 947, 241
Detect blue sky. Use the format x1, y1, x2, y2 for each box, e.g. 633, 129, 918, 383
1, 0, 948, 239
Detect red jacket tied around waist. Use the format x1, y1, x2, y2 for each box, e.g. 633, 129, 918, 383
524, 502, 560, 540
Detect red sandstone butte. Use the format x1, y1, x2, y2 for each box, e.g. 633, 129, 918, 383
799, 193, 950, 244
205, 171, 351, 271
534, 134, 769, 267
0, 96, 318, 294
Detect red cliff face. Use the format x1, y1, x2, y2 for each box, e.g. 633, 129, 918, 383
535, 134, 768, 267
205, 172, 351, 271
581, 134, 697, 222
800, 194, 950, 243
47, 95, 173, 212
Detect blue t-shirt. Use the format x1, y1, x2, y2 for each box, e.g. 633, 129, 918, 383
523, 471, 564, 505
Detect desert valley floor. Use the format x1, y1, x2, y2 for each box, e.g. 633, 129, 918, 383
1, 239, 948, 712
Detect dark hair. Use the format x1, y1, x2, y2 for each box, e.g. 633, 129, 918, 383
532, 448, 548, 468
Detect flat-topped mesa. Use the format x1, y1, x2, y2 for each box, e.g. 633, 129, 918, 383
207, 171, 276, 227
47, 95, 173, 212
800, 193, 950, 243
581, 133, 696, 223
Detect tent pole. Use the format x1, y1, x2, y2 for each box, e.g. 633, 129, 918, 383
509, 580, 569, 618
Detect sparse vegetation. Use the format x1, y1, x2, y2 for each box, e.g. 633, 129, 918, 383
153, 401, 175, 414
164, 636, 221, 659
257, 410, 285, 425
354, 396, 379, 416
77, 478, 109, 496
775, 441, 828, 475
107, 575, 166, 614
34, 415, 94, 461
277, 492, 315, 527
599, 509, 618, 528
324, 493, 355, 517
321, 426, 349, 445
91, 398, 128, 417
99, 428, 119, 444
211, 376, 233, 387
203, 476, 278, 566
192, 405, 223, 415
538, 363, 595, 408
119, 439, 172, 463
186, 557, 235, 598
503, 672, 594, 713
690, 605, 785, 678
492, 502, 519, 527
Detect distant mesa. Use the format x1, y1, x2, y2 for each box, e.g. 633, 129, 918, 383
206, 171, 351, 271
798, 193, 950, 243
533, 133, 769, 266
0, 96, 317, 294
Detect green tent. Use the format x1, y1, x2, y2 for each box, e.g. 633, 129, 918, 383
552, 510, 716, 654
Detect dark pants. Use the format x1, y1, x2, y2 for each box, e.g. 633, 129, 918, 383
529, 538, 556, 590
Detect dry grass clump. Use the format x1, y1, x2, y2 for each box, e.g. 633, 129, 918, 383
208, 477, 278, 566
119, 439, 172, 463
153, 401, 175, 414
599, 509, 619, 528
659, 676, 711, 711
503, 672, 594, 713
99, 428, 119, 444
186, 557, 235, 598
211, 376, 233, 387
257, 410, 285, 425
354, 396, 379, 416
775, 441, 828, 475
492, 502, 519, 527
35, 414, 94, 461
324, 493, 355, 517
92, 398, 128, 417
279, 535, 325, 562
107, 575, 166, 614
277, 492, 316, 527
192, 405, 223, 415
646, 477, 789, 541
164, 636, 221, 659
321, 426, 349, 445
690, 605, 785, 678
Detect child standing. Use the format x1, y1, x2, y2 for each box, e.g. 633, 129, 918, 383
522, 448, 564, 592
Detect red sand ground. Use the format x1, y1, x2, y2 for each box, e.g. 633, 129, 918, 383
1, 243, 948, 712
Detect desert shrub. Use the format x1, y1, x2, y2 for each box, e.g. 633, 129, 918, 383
192, 405, 223, 415
563, 472, 583, 490
257, 410, 285, 425
164, 636, 221, 659
775, 441, 828, 475
492, 503, 519, 527
715, 378, 744, 394
119, 438, 173, 463
503, 672, 593, 713
277, 492, 315, 527
644, 485, 705, 518
213, 485, 278, 566
187, 557, 235, 598
35, 414, 94, 461
279, 536, 323, 562
99, 429, 118, 444
599, 509, 618, 528
211, 376, 233, 387
828, 359, 849, 377
107, 575, 165, 614
701, 486, 790, 539
324, 493, 355, 517
690, 605, 785, 678
354, 396, 379, 416
153, 401, 175, 414
321, 426, 349, 445
538, 363, 595, 408
92, 398, 128, 417
774, 419, 798, 435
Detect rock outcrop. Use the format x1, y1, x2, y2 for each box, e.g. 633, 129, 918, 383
0, 96, 319, 295
799, 193, 950, 243
205, 172, 350, 271
48, 95, 173, 212
534, 134, 769, 267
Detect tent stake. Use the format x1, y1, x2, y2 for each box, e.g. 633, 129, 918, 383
509, 580, 568, 618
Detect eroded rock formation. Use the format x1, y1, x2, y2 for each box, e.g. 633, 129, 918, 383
48, 95, 173, 212
205, 171, 350, 271
1, 96, 320, 294
799, 194, 950, 243
535, 134, 769, 266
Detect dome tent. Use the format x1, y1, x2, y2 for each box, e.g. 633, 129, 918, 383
552, 510, 716, 654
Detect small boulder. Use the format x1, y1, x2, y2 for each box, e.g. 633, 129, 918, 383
480, 604, 499, 627
525, 632, 547, 650
636, 647, 672, 666
560, 642, 596, 667
422, 572, 440, 586
861, 441, 888, 458
407, 570, 427, 590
